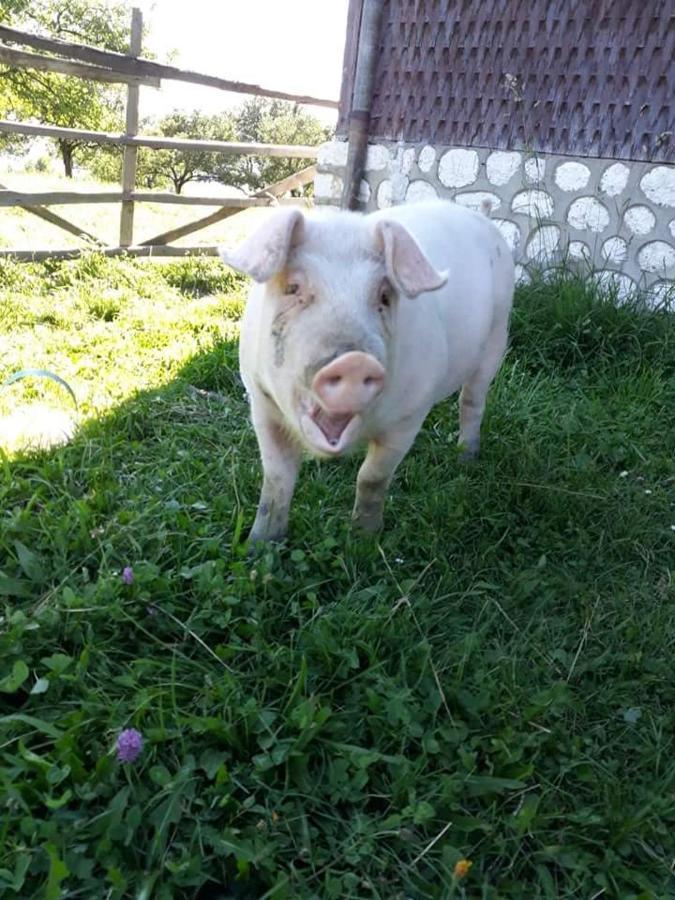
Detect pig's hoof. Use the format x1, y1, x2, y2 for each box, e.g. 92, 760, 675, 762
246, 531, 286, 556
352, 512, 384, 534
458, 443, 479, 463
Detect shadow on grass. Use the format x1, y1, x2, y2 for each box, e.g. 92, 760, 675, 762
1, 274, 674, 899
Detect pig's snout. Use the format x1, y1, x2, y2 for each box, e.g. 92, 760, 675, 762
312, 352, 385, 415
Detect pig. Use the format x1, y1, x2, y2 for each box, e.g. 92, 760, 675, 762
220, 199, 514, 544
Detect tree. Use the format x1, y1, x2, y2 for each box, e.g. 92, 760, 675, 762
0, 0, 131, 176
0, 1, 30, 23
144, 111, 239, 194
81, 102, 332, 196
227, 98, 332, 193
80, 142, 165, 189
83, 111, 239, 194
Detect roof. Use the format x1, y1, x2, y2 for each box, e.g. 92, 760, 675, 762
338, 0, 675, 163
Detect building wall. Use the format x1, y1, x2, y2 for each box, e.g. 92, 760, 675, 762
338, 1, 675, 165
315, 140, 675, 301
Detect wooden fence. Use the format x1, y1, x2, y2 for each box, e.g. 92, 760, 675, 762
0, 8, 338, 260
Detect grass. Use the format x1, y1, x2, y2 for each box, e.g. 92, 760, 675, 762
0, 171, 276, 251
0, 253, 674, 899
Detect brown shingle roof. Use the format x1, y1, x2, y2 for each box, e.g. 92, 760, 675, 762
338, 0, 675, 163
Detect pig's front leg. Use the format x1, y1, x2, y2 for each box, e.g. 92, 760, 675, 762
352, 421, 422, 533
248, 394, 301, 545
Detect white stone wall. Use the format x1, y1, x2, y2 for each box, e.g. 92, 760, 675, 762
315, 141, 675, 301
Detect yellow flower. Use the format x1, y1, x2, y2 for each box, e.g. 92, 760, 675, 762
453, 859, 472, 879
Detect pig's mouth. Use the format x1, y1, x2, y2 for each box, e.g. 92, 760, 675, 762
300, 402, 361, 455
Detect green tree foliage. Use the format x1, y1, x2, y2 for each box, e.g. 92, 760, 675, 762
0, 0, 131, 176
84, 111, 239, 193
144, 110, 239, 194
228, 97, 332, 192
0, 0, 30, 23
84, 99, 331, 195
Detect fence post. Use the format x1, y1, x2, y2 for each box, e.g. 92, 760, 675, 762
119, 7, 142, 248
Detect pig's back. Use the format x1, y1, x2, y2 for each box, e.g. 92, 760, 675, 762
369, 201, 513, 416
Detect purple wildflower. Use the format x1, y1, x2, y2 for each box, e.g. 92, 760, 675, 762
122, 566, 134, 585
116, 728, 143, 763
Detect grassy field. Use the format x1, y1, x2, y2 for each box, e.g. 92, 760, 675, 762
0, 250, 674, 899
0, 171, 277, 251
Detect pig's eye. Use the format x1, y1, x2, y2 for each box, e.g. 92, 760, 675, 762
379, 286, 391, 308
284, 282, 300, 296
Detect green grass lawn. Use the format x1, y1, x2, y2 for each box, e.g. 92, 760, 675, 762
1, 254, 674, 899
0, 171, 276, 251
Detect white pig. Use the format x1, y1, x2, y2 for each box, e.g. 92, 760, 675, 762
220, 200, 514, 544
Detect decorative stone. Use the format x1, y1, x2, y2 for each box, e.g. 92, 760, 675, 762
405, 180, 439, 203
358, 180, 371, 204
623, 205, 656, 235
637, 241, 675, 273
486, 151, 521, 186
567, 197, 610, 232
646, 281, 675, 309
418, 145, 436, 173
399, 148, 416, 176
593, 271, 636, 302
365, 145, 390, 171
493, 219, 521, 252
454, 191, 501, 212
524, 157, 546, 182
526, 225, 560, 262
314, 172, 342, 201
601, 237, 628, 265
438, 148, 479, 188
511, 190, 554, 218
376, 179, 393, 209
569, 241, 591, 261
389, 173, 410, 205
388, 145, 416, 178
317, 141, 348, 168
600, 163, 630, 197
555, 161, 591, 191
640, 166, 675, 207
514, 264, 530, 285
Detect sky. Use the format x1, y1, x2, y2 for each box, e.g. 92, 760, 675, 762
132, 0, 348, 126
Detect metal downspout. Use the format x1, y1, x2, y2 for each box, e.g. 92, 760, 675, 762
341, 0, 385, 210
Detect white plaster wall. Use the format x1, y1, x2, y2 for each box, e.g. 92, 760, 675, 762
314, 140, 675, 296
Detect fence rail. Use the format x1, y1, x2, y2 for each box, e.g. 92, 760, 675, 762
0, 192, 309, 208
0, 120, 320, 159
0, 8, 332, 258
0, 246, 223, 261
0, 45, 161, 86
0, 22, 339, 109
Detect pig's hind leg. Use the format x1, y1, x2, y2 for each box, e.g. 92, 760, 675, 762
457, 323, 508, 462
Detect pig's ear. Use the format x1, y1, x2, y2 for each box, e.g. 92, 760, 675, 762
375, 219, 448, 297
220, 208, 304, 282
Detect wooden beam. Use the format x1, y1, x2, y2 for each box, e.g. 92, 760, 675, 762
0, 120, 319, 158
119, 8, 142, 248
0, 44, 161, 87
0, 24, 339, 109
131, 135, 317, 158
0, 245, 222, 261
130, 194, 307, 206
0, 190, 124, 206
0, 190, 308, 208
0, 181, 104, 244
140, 205, 244, 248
140, 166, 317, 246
